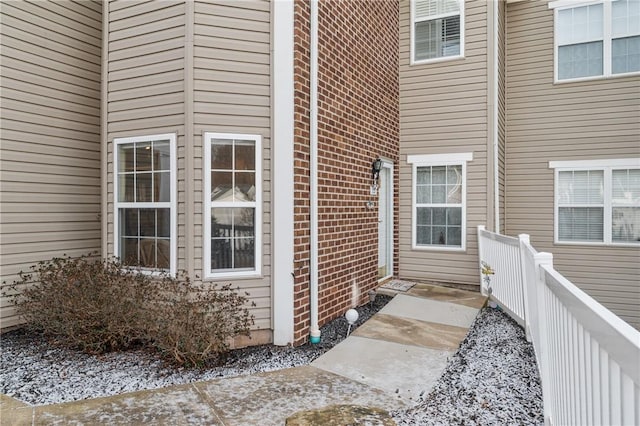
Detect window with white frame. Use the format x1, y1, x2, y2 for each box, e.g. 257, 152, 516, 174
550, 159, 640, 245
114, 134, 176, 274
411, 0, 464, 63
551, 0, 640, 81
408, 153, 472, 250
204, 133, 261, 277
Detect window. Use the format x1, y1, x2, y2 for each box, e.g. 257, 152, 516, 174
551, 0, 640, 81
204, 133, 261, 278
550, 159, 640, 245
557, 170, 605, 241
411, 0, 464, 64
114, 134, 176, 274
408, 152, 472, 250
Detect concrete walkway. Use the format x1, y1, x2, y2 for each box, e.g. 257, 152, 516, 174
0, 283, 486, 425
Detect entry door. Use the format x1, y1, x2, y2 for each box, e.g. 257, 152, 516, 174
378, 161, 393, 280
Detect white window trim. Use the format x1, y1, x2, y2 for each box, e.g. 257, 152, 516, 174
410, 0, 465, 65
203, 132, 262, 279
408, 152, 473, 251
550, 158, 640, 246
550, 0, 640, 83
113, 133, 178, 276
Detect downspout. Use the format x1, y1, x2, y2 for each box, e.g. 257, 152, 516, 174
309, 0, 321, 344
185, 0, 195, 278
100, 1, 108, 258
493, 0, 500, 233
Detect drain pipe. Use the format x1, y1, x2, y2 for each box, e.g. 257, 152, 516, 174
493, 0, 500, 233
309, 0, 321, 344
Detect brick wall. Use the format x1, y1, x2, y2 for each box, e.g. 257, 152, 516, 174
292, 0, 399, 345
293, 0, 312, 345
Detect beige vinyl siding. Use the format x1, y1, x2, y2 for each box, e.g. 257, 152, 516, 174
399, 0, 489, 287
505, 1, 640, 329
105, 0, 186, 270
193, 0, 272, 330
0, 0, 103, 329
104, 0, 272, 333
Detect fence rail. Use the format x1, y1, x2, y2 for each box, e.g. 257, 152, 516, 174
477, 225, 640, 426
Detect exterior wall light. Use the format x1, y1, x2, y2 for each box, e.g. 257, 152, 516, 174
369, 157, 383, 199
372, 158, 383, 183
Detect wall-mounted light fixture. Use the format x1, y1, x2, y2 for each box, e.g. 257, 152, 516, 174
369, 158, 383, 198
371, 158, 383, 183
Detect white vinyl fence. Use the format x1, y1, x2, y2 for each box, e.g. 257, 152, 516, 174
476, 227, 526, 327
478, 225, 640, 426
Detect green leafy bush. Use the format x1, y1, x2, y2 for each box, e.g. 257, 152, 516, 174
5, 253, 254, 366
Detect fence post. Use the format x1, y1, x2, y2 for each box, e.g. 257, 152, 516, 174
534, 252, 554, 426
477, 225, 488, 296
518, 234, 532, 342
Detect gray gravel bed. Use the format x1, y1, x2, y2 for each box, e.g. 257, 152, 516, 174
1, 298, 544, 425
393, 307, 544, 425
0, 296, 391, 406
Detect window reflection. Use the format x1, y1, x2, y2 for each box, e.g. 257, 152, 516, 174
210, 208, 255, 270
415, 164, 463, 247
116, 137, 173, 272
208, 136, 259, 274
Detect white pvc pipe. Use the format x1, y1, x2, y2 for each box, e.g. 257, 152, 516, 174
309, 0, 320, 343
493, 0, 500, 233
100, 0, 108, 259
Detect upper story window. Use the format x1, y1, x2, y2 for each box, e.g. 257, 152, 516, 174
551, 0, 640, 82
411, 0, 464, 64
204, 133, 262, 278
550, 159, 640, 245
408, 152, 473, 251
114, 134, 177, 275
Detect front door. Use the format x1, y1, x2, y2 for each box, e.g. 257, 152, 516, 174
378, 161, 393, 280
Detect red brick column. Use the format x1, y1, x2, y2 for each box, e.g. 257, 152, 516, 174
292, 0, 399, 345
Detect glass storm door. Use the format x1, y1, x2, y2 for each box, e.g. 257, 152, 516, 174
378, 162, 393, 280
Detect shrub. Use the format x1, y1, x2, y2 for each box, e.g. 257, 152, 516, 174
148, 275, 255, 367
5, 253, 255, 366
6, 253, 154, 354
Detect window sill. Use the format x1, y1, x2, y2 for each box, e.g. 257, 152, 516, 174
411, 245, 466, 252
554, 70, 640, 84
411, 54, 465, 66
121, 267, 174, 278
554, 240, 640, 248
204, 271, 263, 281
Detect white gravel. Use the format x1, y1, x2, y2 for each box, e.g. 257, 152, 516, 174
393, 307, 544, 425
1, 300, 543, 425
0, 296, 391, 406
